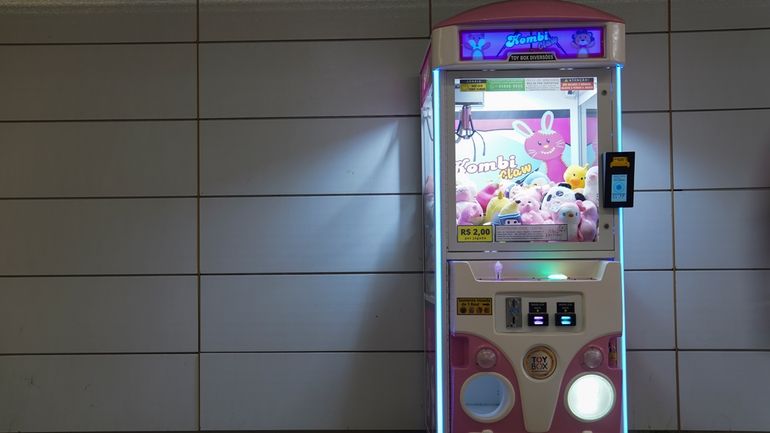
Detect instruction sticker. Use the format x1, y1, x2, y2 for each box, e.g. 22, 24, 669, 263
524, 77, 561, 91
495, 224, 568, 242
457, 297, 493, 316
486, 79, 525, 92
457, 226, 493, 242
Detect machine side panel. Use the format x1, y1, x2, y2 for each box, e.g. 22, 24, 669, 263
421, 73, 437, 433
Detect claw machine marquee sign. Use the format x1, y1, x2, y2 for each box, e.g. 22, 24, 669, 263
460, 27, 605, 61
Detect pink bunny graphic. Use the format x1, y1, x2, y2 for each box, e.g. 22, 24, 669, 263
512, 111, 567, 183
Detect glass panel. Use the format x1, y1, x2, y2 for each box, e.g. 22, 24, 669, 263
421, 85, 436, 285
454, 76, 600, 243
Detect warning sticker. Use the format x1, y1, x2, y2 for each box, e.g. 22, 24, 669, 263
495, 224, 568, 242
560, 77, 595, 91
457, 226, 493, 242
457, 297, 493, 316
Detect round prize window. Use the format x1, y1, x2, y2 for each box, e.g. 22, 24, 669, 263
460, 372, 515, 423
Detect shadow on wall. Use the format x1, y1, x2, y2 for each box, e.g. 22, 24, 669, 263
354, 118, 422, 194
762, 139, 770, 262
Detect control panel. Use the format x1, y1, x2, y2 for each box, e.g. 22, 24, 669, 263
494, 293, 583, 333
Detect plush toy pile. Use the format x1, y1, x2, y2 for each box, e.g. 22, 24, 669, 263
455, 164, 600, 242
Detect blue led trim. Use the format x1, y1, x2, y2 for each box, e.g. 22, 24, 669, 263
432, 68, 445, 433
616, 64, 629, 433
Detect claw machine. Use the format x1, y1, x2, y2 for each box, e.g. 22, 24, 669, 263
420, 1, 634, 433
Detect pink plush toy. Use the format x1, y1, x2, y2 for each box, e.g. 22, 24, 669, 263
519, 201, 546, 225
512, 189, 549, 224
554, 202, 581, 241
456, 184, 482, 224
475, 182, 499, 212
458, 202, 484, 226
456, 184, 475, 203
512, 111, 568, 183
576, 200, 599, 242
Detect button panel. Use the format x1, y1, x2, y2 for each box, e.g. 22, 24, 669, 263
495, 293, 582, 333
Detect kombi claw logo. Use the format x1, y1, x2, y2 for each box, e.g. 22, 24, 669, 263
496, 31, 565, 56
456, 155, 533, 180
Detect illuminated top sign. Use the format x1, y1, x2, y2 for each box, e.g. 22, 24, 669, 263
459, 27, 605, 62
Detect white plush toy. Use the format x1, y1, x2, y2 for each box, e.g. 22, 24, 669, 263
541, 183, 586, 215
554, 202, 582, 242
583, 165, 600, 205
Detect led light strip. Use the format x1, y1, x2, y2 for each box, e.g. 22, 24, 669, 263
432, 68, 445, 433
616, 64, 629, 433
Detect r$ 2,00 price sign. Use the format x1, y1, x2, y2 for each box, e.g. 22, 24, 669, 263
457, 225, 493, 242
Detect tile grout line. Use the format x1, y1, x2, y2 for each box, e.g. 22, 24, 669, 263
667, 2, 683, 430
7, 27, 765, 47
0, 36, 430, 47
0, 192, 424, 200
0, 114, 423, 123
2, 348, 767, 357
0, 271, 428, 278
2, 108, 769, 124
196, 0, 202, 430
0, 269, 765, 279
1, 188, 766, 202
0, 350, 428, 357
2, 188, 769, 202
427, 0, 433, 37
0, 268, 770, 280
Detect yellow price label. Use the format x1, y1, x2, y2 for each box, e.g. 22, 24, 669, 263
460, 82, 487, 92
457, 225, 493, 242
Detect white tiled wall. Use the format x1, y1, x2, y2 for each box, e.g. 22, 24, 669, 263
1, 0, 769, 432
0, 45, 197, 121
627, 351, 679, 430
201, 274, 423, 351
671, 29, 770, 110
200, 352, 424, 430
679, 352, 770, 431
0, 354, 198, 431
0, 121, 197, 197
198, 40, 425, 118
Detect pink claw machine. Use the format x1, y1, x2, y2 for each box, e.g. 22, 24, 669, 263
420, 2, 634, 433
